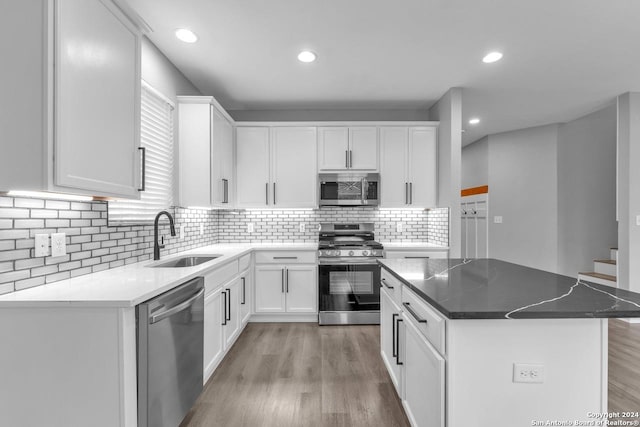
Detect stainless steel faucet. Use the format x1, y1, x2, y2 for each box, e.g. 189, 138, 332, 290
153, 210, 176, 261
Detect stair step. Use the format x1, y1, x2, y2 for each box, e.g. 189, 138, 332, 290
611, 248, 618, 262
578, 272, 617, 288
594, 259, 617, 276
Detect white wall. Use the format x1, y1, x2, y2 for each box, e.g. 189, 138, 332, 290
617, 93, 640, 293
141, 37, 201, 103
461, 136, 488, 189
488, 124, 560, 272
429, 88, 463, 257
228, 109, 429, 122
557, 104, 617, 277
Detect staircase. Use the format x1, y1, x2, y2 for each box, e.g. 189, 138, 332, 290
578, 248, 618, 288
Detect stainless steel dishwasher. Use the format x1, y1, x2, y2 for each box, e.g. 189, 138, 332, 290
137, 277, 204, 427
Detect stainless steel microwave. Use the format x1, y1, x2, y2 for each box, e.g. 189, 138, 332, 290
318, 173, 379, 206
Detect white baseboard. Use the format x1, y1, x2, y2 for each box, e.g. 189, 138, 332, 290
617, 318, 640, 324
249, 313, 318, 323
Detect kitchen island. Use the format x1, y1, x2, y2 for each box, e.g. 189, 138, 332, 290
378, 258, 640, 427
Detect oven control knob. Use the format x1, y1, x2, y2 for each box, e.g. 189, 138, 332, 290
362, 250, 369, 256
348, 251, 354, 256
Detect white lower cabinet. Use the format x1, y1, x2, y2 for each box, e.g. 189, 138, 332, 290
203, 286, 225, 382
222, 277, 241, 349
255, 264, 317, 314
240, 269, 252, 325
401, 313, 446, 427
380, 287, 403, 395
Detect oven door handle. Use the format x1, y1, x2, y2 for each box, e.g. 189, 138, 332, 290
319, 259, 381, 265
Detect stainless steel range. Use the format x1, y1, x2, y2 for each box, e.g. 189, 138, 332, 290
318, 223, 383, 325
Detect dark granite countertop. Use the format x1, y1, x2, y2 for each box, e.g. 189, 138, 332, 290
378, 258, 640, 320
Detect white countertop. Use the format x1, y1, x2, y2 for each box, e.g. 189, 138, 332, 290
381, 242, 449, 250
0, 243, 316, 309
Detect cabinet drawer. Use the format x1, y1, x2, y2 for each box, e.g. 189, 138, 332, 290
380, 269, 402, 306
254, 250, 316, 264
238, 253, 252, 271
384, 250, 448, 259
402, 287, 446, 355
205, 260, 239, 294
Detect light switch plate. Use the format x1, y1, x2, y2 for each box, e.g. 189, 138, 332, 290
200, 223, 204, 235
180, 225, 185, 240
494, 216, 503, 224
636, 215, 640, 226
247, 223, 254, 233
35, 234, 49, 257
51, 233, 66, 257
299, 223, 305, 232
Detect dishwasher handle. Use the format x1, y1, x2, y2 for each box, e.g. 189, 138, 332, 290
150, 288, 204, 324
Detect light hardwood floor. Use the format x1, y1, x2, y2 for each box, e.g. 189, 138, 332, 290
609, 319, 640, 418
182, 320, 640, 426
181, 323, 409, 427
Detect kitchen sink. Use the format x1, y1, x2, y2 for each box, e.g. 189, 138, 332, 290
151, 255, 221, 268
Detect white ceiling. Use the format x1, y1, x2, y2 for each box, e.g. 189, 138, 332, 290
125, 0, 640, 145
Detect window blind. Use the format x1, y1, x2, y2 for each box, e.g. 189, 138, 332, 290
108, 82, 174, 224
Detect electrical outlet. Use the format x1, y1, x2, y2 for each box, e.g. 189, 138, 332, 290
636, 215, 640, 226
513, 363, 544, 383
35, 234, 49, 257
51, 233, 67, 257
494, 216, 503, 224
396, 222, 403, 233
180, 225, 185, 240
200, 223, 204, 235
247, 223, 254, 233
299, 223, 305, 232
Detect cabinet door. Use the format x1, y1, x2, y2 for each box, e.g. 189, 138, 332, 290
223, 278, 241, 349
408, 127, 437, 208
221, 117, 234, 206
203, 287, 224, 383
402, 315, 445, 427
271, 127, 317, 208
379, 127, 409, 208
240, 270, 252, 325
381, 288, 402, 395
179, 103, 211, 207
55, 0, 141, 198
254, 266, 286, 313
318, 127, 349, 170
210, 107, 225, 206
349, 127, 378, 170
236, 127, 270, 208
285, 265, 317, 313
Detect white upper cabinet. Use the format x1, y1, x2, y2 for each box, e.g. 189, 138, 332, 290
0, 0, 143, 198
318, 126, 378, 171
271, 127, 317, 208
236, 126, 317, 208
380, 126, 438, 208
178, 97, 234, 208
235, 127, 270, 208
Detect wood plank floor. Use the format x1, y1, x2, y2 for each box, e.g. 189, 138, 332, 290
182, 320, 640, 426
181, 323, 409, 427
609, 319, 640, 417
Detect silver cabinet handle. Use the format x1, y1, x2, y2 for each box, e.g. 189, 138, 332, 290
150, 288, 204, 324
395, 317, 403, 366
274, 256, 298, 260
286, 268, 289, 293
350, 150, 353, 168
241, 277, 246, 305
345, 150, 349, 168
281, 268, 285, 293
409, 182, 413, 204
265, 183, 269, 205
403, 302, 428, 323
381, 278, 394, 289
273, 182, 276, 205
222, 179, 229, 203
138, 147, 146, 192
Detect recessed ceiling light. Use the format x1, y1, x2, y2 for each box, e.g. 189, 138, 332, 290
469, 118, 481, 125
482, 51, 503, 63
297, 51, 317, 63
175, 29, 198, 43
